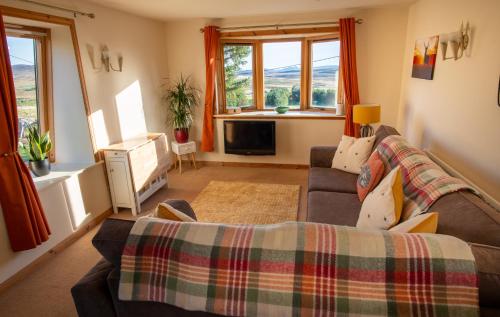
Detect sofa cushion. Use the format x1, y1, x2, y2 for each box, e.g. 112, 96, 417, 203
389, 212, 438, 234
93, 200, 198, 269
307, 191, 361, 226
357, 150, 385, 202
153, 202, 196, 222
432, 191, 500, 247
356, 166, 404, 230
71, 258, 116, 317
92, 219, 135, 269
332, 135, 376, 174
308, 167, 358, 194
373, 125, 400, 150
470, 243, 500, 308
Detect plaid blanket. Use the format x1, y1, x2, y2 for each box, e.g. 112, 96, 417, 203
119, 217, 478, 316
376, 135, 474, 219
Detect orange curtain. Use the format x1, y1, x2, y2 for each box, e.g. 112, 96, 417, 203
200, 26, 220, 152
339, 18, 360, 138
0, 14, 50, 251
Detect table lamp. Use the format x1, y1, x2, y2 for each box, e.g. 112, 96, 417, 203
353, 104, 381, 137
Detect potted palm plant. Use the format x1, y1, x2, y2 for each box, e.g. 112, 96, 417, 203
164, 75, 199, 143
19, 125, 52, 177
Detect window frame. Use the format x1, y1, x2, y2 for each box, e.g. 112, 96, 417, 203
220, 40, 258, 111
6, 24, 55, 162
306, 36, 344, 110
218, 33, 342, 114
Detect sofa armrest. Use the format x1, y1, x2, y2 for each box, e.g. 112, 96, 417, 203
310, 146, 337, 168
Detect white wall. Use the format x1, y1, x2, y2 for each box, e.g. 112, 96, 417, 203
164, 6, 409, 164
51, 24, 95, 164
398, 0, 500, 201
73, 1, 168, 147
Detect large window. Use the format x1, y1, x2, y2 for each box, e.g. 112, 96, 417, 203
6, 26, 52, 160
219, 35, 342, 113
263, 41, 301, 109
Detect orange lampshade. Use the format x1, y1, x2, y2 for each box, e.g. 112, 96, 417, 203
353, 104, 381, 124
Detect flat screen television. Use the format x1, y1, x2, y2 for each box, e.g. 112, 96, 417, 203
224, 120, 275, 155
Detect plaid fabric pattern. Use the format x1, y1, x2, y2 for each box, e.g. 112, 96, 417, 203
119, 217, 478, 316
376, 135, 474, 219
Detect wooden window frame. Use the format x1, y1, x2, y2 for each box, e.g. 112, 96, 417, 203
6, 24, 55, 162
306, 36, 343, 112
217, 31, 342, 114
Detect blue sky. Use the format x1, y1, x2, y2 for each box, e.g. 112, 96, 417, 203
7, 37, 35, 65
240, 40, 340, 70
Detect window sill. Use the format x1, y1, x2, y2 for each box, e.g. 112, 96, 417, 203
214, 111, 345, 120
32, 162, 96, 192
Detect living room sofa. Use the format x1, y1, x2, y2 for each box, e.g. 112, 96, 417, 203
72, 126, 500, 316
308, 125, 500, 315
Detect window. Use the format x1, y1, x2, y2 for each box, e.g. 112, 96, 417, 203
223, 43, 254, 109
310, 39, 340, 108
219, 32, 342, 113
6, 25, 53, 160
263, 41, 301, 109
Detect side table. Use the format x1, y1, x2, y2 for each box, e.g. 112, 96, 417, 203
171, 141, 197, 174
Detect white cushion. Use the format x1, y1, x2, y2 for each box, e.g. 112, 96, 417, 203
332, 135, 376, 174
356, 166, 404, 230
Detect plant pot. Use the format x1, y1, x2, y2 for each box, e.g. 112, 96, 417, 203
275, 106, 289, 114
174, 128, 189, 143
29, 158, 50, 177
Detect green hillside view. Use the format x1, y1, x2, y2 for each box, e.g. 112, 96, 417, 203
224, 45, 339, 109
12, 64, 38, 125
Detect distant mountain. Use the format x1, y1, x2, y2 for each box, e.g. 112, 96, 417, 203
12, 64, 35, 81
237, 64, 338, 79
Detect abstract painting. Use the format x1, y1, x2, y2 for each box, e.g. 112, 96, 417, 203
412, 35, 439, 80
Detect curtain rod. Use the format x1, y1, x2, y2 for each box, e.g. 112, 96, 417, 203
199, 19, 363, 33
14, 0, 95, 18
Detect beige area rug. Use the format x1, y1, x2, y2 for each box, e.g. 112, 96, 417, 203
190, 181, 300, 224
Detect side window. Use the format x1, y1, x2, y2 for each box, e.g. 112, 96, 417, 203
310, 39, 341, 109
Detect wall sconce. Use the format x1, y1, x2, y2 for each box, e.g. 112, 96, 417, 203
100, 45, 123, 72
440, 22, 471, 60
87, 44, 123, 72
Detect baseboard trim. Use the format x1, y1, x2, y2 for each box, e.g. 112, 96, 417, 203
198, 160, 309, 169
0, 208, 113, 294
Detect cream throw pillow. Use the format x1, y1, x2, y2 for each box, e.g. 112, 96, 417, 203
332, 135, 376, 174
356, 166, 404, 230
152, 203, 196, 222
389, 212, 438, 233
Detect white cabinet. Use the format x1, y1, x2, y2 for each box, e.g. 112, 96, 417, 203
108, 160, 132, 206
102, 133, 170, 216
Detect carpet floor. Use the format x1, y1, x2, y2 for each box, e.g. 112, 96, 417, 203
0, 165, 308, 316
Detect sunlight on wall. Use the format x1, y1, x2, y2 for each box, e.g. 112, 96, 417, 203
115, 80, 147, 141
90, 109, 110, 149
62, 176, 90, 230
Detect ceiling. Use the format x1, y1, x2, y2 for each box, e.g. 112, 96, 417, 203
82, 0, 414, 21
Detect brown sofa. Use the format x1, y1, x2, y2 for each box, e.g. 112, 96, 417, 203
308, 125, 500, 315
72, 126, 499, 316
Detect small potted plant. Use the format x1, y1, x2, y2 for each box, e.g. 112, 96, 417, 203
164, 75, 199, 143
19, 125, 52, 177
